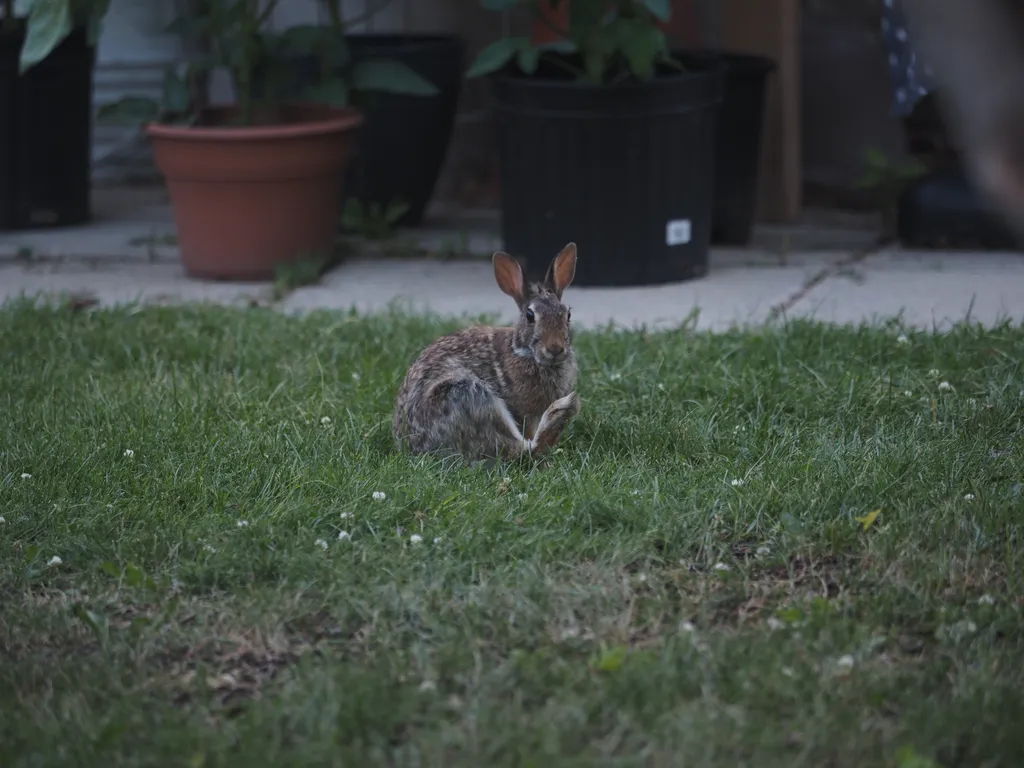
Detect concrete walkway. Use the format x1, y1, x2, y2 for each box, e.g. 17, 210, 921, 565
2, 186, 1024, 332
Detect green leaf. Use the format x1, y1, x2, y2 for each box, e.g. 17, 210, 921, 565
583, 51, 606, 84
162, 68, 191, 114
19, 0, 73, 73
616, 19, 665, 81
72, 604, 110, 647
855, 508, 881, 531
275, 23, 334, 56
594, 644, 627, 672
342, 199, 366, 230
517, 45, 540, 74
481, 0, 523, 9
466, 37, 529, 79
99, 561, 121, 578
352, 58, 439, 96
96, 96, 161, 126
301, 79, 349, 106
642, 0, 672, 21
384, 198, 410, 225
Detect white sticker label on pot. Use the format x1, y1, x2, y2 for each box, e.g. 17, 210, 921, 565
666, 219, 691, 246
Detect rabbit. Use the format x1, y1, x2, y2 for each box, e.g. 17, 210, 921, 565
393, 242, 581, 462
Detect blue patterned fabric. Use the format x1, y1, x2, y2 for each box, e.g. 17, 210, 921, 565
881, 0, 936, 116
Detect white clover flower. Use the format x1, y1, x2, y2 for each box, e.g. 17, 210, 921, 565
657, 383, 666, 391
418, 679, 437, 693
679, 621, 696, 632
756, 545, 771, 557
339, 512, 352, 520
372, 491, 386, 501
337, 530, 350, 541
766, 616, 785, 631
964, 493, 975, 501
236, 519, 249, 528
47, 555, 62, 567
315, 538, 328, 550
928, 369, 941, 378
836, 654, 855, 672
320, 416, 332, 426
0, 516, 5, 523
433, 537, 442, 544
351, 372, 361, 381
19, 472, 31, 480
713, 562, 731, 572
904, 390, 913, 397
516, 492, 528, 501
410, 534, 423, 545
896, 334, 910, 345
730, 478, 745, 487
781, 666, 795, 678
123, 449, 134, 458
203, 544, 217, 554
938, 381, 953, 392
978, 594, 996, 605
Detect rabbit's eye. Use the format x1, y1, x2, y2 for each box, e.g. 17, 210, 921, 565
566, 309, 571, 322
525, 308, 535, 323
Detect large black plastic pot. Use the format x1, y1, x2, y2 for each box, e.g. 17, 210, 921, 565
490, 53, 723, 287
705, 51, 775, 246
0, 27, 96, 231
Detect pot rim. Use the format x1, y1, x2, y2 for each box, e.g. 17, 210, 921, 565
489, 51, 723, 93
146, 104, 364, 142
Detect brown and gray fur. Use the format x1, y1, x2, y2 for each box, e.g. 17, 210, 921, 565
393, 243, 581, 462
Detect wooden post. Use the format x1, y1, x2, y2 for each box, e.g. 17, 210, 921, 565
720, 0, 802, 222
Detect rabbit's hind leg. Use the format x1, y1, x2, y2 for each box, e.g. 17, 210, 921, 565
421, 376, 531, 461
531, 392, 580, 456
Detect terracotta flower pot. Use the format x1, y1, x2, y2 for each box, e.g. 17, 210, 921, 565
147, 104, 363, 281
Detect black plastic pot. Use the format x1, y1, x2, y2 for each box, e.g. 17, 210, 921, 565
706, 52, 775, 246
342, 34, 464, 228
0, 26, 95, 231
275, 34, 464, 229
897, 167, 1022, 249
490, 54, 723, 287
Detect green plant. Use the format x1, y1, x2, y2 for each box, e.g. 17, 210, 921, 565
97, 0, 437, 130
855, 147, 928, 232
466, 0, 680, 85
5, 0, 112, 73
260, 0, 439, 109
342, 197, 410, 240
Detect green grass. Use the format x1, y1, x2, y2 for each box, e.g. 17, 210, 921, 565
2, 301, 1024, 767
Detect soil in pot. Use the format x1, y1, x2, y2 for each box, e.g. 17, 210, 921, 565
0, 26, 95, 231
148, 104, 363, 281
491, 53, 723, 287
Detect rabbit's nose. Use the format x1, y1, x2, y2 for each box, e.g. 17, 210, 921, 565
547, 344, 565, 358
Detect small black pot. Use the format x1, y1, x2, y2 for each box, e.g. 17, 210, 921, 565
342, 34, 464, 229
897, 167, 1022, 249
0, 26, 96, 231
704, 51, 775, 246
490, 53, 723, 287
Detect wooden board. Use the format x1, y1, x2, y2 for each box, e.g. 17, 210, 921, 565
720, 0, 802, 222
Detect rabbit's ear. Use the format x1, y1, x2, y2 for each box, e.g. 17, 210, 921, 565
543, 242, 577, 298
493, 251, 526, 303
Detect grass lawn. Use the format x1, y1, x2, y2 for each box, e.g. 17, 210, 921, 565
2, 301, 1024, 767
